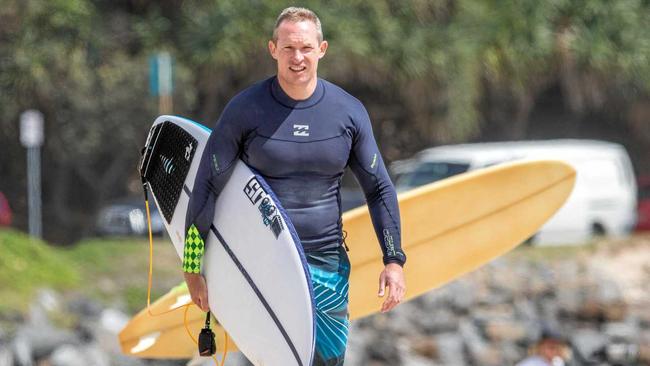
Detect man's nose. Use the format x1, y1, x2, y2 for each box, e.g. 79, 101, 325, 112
290, 49, 304, 62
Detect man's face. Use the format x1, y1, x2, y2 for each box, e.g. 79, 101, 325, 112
268, 20, 328, 92
539, 339, 564, 361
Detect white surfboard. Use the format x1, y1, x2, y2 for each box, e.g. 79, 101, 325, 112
139, 115, 315, 366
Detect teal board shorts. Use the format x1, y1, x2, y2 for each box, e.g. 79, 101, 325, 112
305, 246, 351, 366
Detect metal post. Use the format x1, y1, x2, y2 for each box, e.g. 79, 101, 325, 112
20, 110, 44, 239
27, 146, 42, 238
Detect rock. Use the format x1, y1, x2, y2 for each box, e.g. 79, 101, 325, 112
107, 353, 148, 366
448, 281, 477, 312
639, 342, 650, 364
488, 262, 527, 295
50, 345, 86, 366
576, 278, 628, 321
345, 323, 373, 366
524, 264, 555, 297
498, 340, 526, 365
484, 319, 528, 342
11, 337, 33, 366
365, 334, 401, 365
471, 304, 516, 323
409, 336, 437, 359
67, 297, 103, 319
459, 320, 503, 365
603, 319, 640, 342
513, 299, 539, 323
26, 305, 50, 328
417, 308, 459, 334
556, 285, 581, 316
596, 279, 624, 304
383, 302, 420, 336
605, 342, 639, 365
13, 325, 77, 360
81, 344, 110, 366
35, 289, 62, 313
570, 328, 609, 361
400, 352, 438, 366
99, 309, 129, 334
434, 333, 466, 365
468, 344, 502, 366
0, 346, 14, 366
603, 302, 628, 322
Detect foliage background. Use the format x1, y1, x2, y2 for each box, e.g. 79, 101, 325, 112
1, 0, 649, 243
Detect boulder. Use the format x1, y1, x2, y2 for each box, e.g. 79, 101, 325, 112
365, 334, 401, 365
67, 297, 103, 319
570, 328, 609, 362
603, 319, 640, 342
11, 337, 32, 366
408, 336, 437, 359
417, 308, 459, 334
0, 346, 13, 366
13, 325, 77, 359
434, 333, 466, 365
484, 319, 528, 342
49, 345, 86, 366
459, 320, 503, 365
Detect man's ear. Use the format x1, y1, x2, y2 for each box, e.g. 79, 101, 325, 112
268, 40, 278, 60
318, 40, 328, 59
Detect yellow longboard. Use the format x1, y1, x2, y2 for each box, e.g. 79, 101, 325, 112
119, 159, 576, 358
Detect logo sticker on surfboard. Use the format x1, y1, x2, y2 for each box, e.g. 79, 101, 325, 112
243, 177, 285, 238
160, 155, 175, 174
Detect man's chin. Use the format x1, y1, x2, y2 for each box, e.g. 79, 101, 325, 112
281, 73, 315, 86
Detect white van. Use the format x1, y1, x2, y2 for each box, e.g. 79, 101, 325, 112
393, 139, 638, 245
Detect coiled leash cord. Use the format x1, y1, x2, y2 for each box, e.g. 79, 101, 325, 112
142, 182, 228, 365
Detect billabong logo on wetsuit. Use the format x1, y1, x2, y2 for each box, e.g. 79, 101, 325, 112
243, 177, 285, 238
293, 124, 310, 137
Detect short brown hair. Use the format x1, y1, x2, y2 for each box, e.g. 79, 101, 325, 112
273, 7, 323, 42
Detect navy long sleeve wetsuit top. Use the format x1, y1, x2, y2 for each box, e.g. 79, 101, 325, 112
185, 76, 406, 268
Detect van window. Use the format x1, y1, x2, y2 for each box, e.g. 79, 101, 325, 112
575, 160, 621, 189
396, 162, 470, 190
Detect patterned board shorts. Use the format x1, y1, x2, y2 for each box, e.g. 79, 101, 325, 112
305, 246, 351, 366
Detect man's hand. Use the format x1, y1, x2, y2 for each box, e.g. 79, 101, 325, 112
184, 272, 210, 312
378, 263, 406, 313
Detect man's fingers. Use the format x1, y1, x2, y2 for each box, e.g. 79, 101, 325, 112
199, 296, 209, 312
381, 280, 405, 313
381, 295, 396, 313
378, 272, 386, 297
381, 284, 395, 312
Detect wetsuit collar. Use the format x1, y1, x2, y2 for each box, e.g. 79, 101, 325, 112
270, 76, 325, 109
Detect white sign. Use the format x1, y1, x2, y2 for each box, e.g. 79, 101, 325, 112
20, 110, 44, 148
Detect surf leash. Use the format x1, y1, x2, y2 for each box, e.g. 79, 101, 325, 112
141, 180, 229, 365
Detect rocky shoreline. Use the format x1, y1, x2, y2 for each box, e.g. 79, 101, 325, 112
1, 238, 649, 366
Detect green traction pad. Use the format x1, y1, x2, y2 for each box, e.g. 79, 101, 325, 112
183, 224, 204, 274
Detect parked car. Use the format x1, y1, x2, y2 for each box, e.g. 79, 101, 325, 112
392, 139, 638, 245
95, 199, 165, 237
0, 192, 12, 227
636, 176, 650, 231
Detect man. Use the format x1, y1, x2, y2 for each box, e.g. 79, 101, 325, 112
183, 7, 406, 365
516, 328, 567, 366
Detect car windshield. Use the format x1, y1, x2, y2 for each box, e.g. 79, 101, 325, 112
396, 161, 470, 190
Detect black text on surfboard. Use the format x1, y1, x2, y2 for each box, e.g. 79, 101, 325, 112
243, 177, 285, 239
